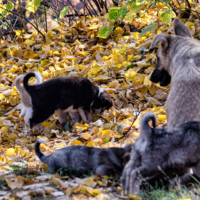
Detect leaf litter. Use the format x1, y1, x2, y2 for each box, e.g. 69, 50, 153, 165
0, 1, 200, 199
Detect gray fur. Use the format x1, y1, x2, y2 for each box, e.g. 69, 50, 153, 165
35, 139, 134, 177
122, 112, 200, 194
151, 17, 200, 128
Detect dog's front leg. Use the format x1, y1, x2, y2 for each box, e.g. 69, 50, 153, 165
78, 108, 88, 123
85, 110, 93, 123
68, 112, 81, 124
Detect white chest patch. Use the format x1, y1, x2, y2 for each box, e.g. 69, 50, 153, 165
98, 86, 104, 97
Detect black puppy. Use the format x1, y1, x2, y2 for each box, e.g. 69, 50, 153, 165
35, 139, 134, 178
23, 72, 113, 128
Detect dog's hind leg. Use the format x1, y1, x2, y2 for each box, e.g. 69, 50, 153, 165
20, 106, 27, 118
24, 107, 33, 126
55, 109, 69, 124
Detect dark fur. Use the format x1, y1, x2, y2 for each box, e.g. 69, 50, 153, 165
35, 139, 134, 178
123, 112, 200, 194
23, 72, 113, 128
149, 55, 171, 86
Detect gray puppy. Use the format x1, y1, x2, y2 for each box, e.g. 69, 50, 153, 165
35, 139, 134, 178
122, 112, 200, 194
151, 18, 200, 128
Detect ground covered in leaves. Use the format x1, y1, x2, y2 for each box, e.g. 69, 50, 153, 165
1, 1, 200, 199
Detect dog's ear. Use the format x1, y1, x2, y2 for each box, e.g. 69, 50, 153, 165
173, 18, 192, 37
151, 34, 170, 52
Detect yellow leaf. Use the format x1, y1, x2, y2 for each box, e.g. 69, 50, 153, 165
46, 31, 54, 42
5, 148, 16, 157
91, 67, 102, 75
25, 2, 37, 13
70, 140, 83, 146
100, 130, 113, 139
41, 59, 49, 66
24, 40, 35, 46
86, 141, 99, 147
51, 176, 66, 189
143, 75, 150, 86
158, 115, 166, 121
93, 189, 101, 196
133, 32, 140, 40
131, 131, 140, 138
81, 133, 91, 140
125, 70, 137, 82
4, 175, 24, 190
57, 143, 66, 148
15, 30, 21, 36
38, 65, 43, 73
41, 122, 53, 128
75, 123, 89, 132
84, 178, 96, 187
129, 194, 141, 200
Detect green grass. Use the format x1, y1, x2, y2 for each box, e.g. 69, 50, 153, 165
139, 185, 200, 200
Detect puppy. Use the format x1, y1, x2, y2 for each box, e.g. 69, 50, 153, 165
35, 139, 134, 178
23, 72, 113, 128
122, 112, 200, 194
12, 73, 78, 125
12, 72, 42, 118
150, 17, 200, 128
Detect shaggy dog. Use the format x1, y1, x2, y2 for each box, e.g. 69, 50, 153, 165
150, 17, 200, 128
35, 139, 134, 177
122, 112, 200, 194
22, 72, 113, 128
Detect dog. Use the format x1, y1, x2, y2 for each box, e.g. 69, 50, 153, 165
22, 72, 113, 128
150, 17, 200, 128
122, 112, 200, 194
35, 139, 134, 177
12, 72, 42, 118
12, 72, 80, 126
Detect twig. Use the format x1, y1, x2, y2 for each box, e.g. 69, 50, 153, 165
80, 0, 93, 17
18, 0, 27, 32
116, 102, 145, 141
185, 0, 191, 9
65, 0, 81, 17
1, 7, 46, 42
87, 0, 98, 16
43, 0, 48, 33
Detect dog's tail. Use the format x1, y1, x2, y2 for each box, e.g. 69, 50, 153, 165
140, 112, 156, 140
12, 75, 25, 93
23, 72, 42, 92
34, 139, 49, 164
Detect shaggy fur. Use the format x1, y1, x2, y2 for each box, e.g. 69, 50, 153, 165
150, 17, 200, 128
23, 72, 113, 128
35, 139, 134, 177
12, 72, 42, 118
122, 112, 200, 194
